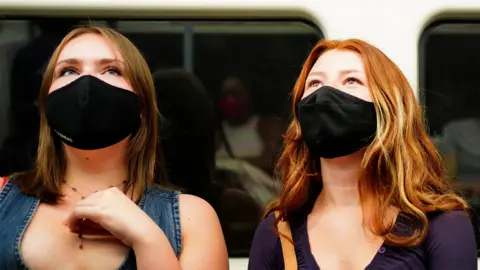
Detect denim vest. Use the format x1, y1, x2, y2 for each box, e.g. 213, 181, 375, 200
0, 179, 182, 270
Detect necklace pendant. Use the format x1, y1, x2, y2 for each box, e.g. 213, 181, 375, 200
78, 233, 84, 249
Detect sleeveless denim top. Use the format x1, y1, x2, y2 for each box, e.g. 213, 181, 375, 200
0, 179, 182, 270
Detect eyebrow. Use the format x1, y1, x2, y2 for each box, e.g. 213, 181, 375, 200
55, 58, 124, 67
308, 69, 364, 77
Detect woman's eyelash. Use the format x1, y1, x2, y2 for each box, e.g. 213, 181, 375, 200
345, 77, 363, 84
308, 80, 321, 87
56, 66, 123, 77
104, 66, 122, 75
59, 67, 77, 76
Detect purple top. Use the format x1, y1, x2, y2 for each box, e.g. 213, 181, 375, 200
248, 210, 478, 269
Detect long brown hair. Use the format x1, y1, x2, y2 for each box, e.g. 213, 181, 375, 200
14, 26, 166, 204
267, 39, 467, 246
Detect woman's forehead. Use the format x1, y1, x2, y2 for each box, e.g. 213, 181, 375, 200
309, 49, 365, 76
57, 33, 123, 63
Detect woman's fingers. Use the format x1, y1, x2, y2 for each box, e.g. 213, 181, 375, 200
64, 205, 103, 232
76, 225, 113, 236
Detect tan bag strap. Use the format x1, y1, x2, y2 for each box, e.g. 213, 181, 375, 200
275, 211, 298, 270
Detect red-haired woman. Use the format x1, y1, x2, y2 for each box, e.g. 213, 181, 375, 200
248, 39, 477, 270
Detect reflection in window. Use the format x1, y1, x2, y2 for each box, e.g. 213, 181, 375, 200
0, 19, 321, 256
421, 21, 480, 208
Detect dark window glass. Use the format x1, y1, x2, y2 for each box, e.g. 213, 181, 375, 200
0, 19, 321, 256
421, 21, 480, 215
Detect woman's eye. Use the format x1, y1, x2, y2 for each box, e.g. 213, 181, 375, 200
308, 80, 322, 88
104, 67, 122, 76
345, 77, 362, 85
59, 68, 78, 77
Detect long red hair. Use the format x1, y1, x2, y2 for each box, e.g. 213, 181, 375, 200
267, 39, 467, 246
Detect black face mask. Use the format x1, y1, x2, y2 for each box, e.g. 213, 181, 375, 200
46, 75, 141, 150
297, 86, 377, 158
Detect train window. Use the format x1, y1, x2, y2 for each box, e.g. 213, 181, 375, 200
420, 21, 480, 215
0, 18, 322, 256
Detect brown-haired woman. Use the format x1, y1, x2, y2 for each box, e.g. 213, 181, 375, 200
0, 26, 228, 270
248, 39, 477, 270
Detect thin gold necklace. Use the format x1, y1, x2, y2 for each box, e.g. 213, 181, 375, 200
64, 180, 127, 249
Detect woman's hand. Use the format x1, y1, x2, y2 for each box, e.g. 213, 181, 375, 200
64, 187, 159, 247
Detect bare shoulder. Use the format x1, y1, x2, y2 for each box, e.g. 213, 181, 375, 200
178, 194, 228, 269
178, 194, 224, 240
179, 194, 218, 224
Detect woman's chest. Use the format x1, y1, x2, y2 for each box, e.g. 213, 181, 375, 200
299, 231, 427, 270
307, 225, 384, 270
302, 213, 427, 270
20, 204, 131, 270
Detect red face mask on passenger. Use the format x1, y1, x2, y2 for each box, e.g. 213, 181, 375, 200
218, 96, 249, 120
